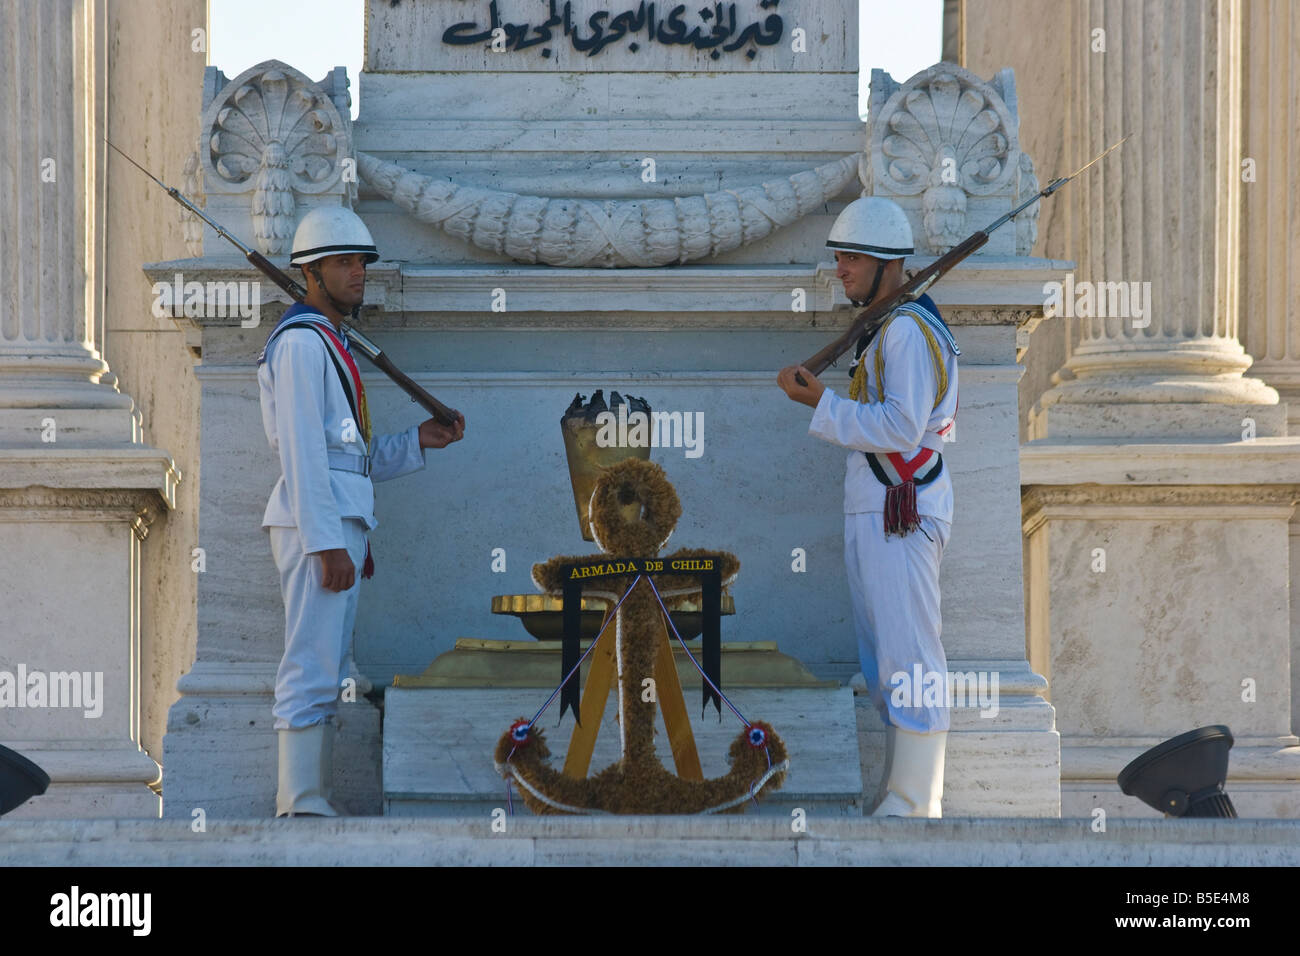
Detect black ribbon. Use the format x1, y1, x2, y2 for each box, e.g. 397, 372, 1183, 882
700, 568, 722, 717
556, 556, 725, 722
560, 574, 583, 723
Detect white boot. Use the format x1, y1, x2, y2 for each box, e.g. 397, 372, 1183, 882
871, 728, 947, 818
276, 724, 338, 817
872, 725, 898, 811
320, 720, 338, 809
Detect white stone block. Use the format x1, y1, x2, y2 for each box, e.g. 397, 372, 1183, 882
365, 1, 857, 73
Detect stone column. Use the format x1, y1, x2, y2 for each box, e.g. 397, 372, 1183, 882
1017, 0, 1300, 816
0, 0, 179, 817
1241, 0, 1300, 424
0, 0, 123, 416
1239, 0, 1300, 742
941, 0, 964, 65
1032, 0, 1278, 437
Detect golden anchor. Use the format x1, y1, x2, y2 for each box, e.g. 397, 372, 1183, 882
494, 459, 789, 814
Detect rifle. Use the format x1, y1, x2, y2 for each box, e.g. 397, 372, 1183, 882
107, 140, 461, 427
796, 135, 1130, 384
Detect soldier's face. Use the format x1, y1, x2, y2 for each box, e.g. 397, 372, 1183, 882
834, 250, 889, 304
315, 253, 367, 305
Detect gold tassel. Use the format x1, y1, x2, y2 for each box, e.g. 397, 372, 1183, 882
359, 386, 373, 447
849, 359, 868, 403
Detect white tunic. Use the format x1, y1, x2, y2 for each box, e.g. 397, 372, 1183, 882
257, 315, 428, 729
805, 305, 960, 735
807, 309, 958, 522
258, 324, 426, 554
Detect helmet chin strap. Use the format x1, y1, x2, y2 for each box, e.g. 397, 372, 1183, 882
852, 260, 888, 309
851, 260, 891, 361
308, 263, 358, 321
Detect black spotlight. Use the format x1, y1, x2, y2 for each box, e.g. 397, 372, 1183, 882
0, 744, 51, 817
1118, 725, 1237, 818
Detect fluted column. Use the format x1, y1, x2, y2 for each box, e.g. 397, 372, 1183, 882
0, 0, 135, 427
1036, 0, 1277, 422
1238, 0, 1300, 742
1240, 0, 1300, 427
0, 0, 178, 818
1014, 0, 1300, 818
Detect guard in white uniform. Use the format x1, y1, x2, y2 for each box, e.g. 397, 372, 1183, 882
778, 197, 958, 818
258, 207, 465, 816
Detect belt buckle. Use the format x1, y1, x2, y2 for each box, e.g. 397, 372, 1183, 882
362, 454, 371, 478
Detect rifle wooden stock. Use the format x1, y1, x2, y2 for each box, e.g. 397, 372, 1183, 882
246, 249, 307, 302
801, 231, 989, 379
367, 349, 461, 424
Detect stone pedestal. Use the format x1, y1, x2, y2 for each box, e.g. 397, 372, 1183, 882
1017, 0, 1300, 815
159, 6, 1061, 817
1022, 456, 1300, 817
0, 0, 179, 818
161, 662, 382, 819
384, 639, 858, 817
855, 666, 1059, 818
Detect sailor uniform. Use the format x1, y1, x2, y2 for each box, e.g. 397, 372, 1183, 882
808, 294, 958, 734
258, 303, 426, 730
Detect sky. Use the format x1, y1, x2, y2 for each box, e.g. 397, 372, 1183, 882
208, 0, 943, 120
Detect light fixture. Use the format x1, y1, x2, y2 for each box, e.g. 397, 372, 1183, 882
1117, 725, 1236, 818
0, 744, 50, 816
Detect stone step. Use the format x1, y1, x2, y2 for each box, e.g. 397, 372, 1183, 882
383, 686, 863, 816
2, 817, 1297, 866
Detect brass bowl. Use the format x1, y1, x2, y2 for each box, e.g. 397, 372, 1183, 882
491, 593, 735, 642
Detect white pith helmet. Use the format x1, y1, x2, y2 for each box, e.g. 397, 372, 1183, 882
290, 207, 379, 267
825, 196, 914, 259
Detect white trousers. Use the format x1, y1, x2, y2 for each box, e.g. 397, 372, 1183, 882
845, 511, 951, 734
268, 517, 368, 730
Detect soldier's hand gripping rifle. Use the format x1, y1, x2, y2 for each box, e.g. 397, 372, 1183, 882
795, 135, 1130, 385
107, 139, 461, 427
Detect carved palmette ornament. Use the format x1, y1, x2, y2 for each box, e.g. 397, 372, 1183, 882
249, 141, 296, 254
199, 61, 353, 255
865, 63, 1039, 256
358, 151, 858, 268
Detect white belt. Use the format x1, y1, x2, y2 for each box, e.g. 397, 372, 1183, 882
327, 450, 371, 477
